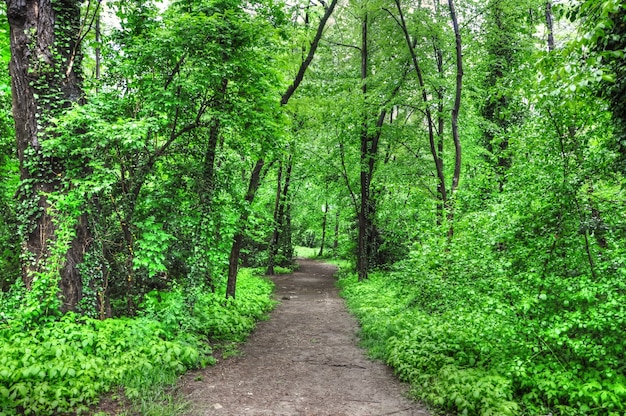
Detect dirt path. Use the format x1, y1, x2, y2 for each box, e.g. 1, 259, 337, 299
181, 259, 430, 416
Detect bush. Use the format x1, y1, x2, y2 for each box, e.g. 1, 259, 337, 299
339, 261, 626, 416
0, 269, 275, 415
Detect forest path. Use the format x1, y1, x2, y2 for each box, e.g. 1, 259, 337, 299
180, 258, 430, 416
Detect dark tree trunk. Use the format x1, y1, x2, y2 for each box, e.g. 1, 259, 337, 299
393, 0, 447, 215
227, 0, 337, 295
267, 163, 284, 275
357, 12, 370, 281
446, 0, 463, 238
7, 0, 89, 312
545, 1, 555, 52
226, 159, 264, 298
281, 0, 339, 105
318, 202, 328, 257
333, 211, 339, 255
434, 38, 445, 225
267, 155, 293, 275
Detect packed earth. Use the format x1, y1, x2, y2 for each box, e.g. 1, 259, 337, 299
180, 259, 430, 416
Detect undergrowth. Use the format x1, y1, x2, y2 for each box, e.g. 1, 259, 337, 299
0, 268, 275, 415
338, 257, 626, 416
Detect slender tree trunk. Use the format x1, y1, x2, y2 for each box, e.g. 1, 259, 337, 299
333, 211, 339, 255
318, 202, 328, 257
226, 159, 264, 298
95, 9, 101, 82
545, 1, 555, 52
7, 0, 89, 312
267, 155, 293, 274
267, 163, 284, 275
447, 0, 463, 238
281, 0, 339, 105
357, 11, 370, 281
393, 0, 447, 211
227, 0, 338, 294
434, 39, 445, 225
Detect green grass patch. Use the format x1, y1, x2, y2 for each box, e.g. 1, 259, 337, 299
293, 245, 320, 258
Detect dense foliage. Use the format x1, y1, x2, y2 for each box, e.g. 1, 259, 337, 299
0, 269, 274, 415
1, 0, 626, 414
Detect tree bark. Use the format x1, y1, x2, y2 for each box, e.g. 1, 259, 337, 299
318, 202, 328, 257
333, 211, 339, 255
392, 0, 447, 210
545, 1, 555, 52
447, 0, 463, 237
7, 0, 89, 312
448, 0, 463, 197
267, 154, 293, 275
357, 11, 370, 281
226, 159, 265, 298
281, 0, 339, 105
267, 163, 284, 275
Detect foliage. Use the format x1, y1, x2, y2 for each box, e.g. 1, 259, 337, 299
0, 269, 274, 415
340, 259, 626, 415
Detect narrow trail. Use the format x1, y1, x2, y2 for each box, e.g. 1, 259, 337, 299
181, 259, 430, 416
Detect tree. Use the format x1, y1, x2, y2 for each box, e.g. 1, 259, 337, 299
7, 0, 92, 312
225, 0, 338, 297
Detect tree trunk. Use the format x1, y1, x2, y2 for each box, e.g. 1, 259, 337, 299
434, 39, 445, 225
545, 1, 555, 52
357, 11, 370, 281
226, 159, 264, 298
318, 202, 328, 257
7, 0, 89, 312
333, 211, 339, 255
393, 0, 447, 214
227, 0, 338, 294
267, 163, 284, 275
281, 0, 339, 105
267, 155, 293, 275
447, 0, 463, 238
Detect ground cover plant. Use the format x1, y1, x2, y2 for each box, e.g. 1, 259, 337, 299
339, 234, 626, 416
0, 269, 274, 415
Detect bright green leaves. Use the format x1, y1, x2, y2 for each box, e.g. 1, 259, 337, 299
133, 216, 175, 278
0, 269, 274, 415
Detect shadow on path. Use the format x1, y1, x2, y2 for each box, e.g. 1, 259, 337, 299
181, 258, 430, 416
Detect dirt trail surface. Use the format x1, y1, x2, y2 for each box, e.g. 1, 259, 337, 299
180, 259, 430, 416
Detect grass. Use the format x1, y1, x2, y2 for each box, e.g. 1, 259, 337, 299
293, 245, 320, 258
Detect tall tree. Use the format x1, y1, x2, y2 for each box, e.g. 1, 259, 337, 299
7, 0, 90, 312
225, 0, 339, 297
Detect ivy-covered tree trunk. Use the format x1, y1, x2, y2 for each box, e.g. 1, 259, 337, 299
7, 0, 88, 312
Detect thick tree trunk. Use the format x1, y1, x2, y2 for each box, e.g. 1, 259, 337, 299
7, 0, 89, 312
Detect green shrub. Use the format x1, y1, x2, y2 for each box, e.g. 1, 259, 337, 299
0, 269, 275, 415
339, 262, 626, 416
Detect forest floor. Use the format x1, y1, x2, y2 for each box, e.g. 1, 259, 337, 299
179, 258, 430, 416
